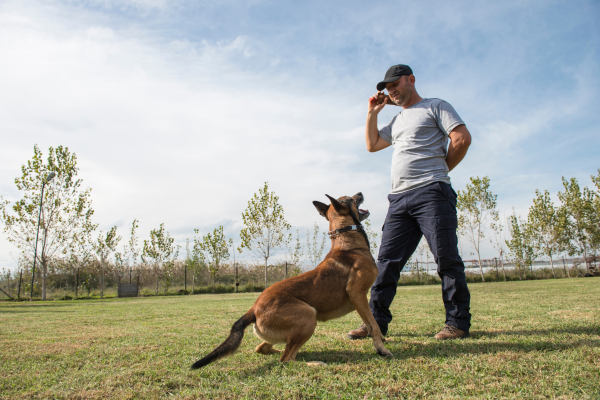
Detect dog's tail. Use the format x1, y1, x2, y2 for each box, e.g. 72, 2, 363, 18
191, 310, 256, 369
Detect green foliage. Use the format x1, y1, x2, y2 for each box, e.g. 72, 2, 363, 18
0, 145, 97, 299
239, 182, 291, 288
527, 190, 565, 278
186, 236, 205, 294
557, 177, 598, 273
93, 226, 121, 298
505, 212, 535, 280
363, 219, 379, 258
285, 229, 304, 270
197, 226, 232, 292
457, 176, 499, 282
142, 223, 176, 295
305, 222, 327, 268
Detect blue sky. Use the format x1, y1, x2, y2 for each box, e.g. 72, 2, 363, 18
1, 0, 599, 269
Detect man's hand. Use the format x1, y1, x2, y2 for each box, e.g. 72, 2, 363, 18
366, 92, 392, 152
368, 91, 389, 114
446, 125, 471, 171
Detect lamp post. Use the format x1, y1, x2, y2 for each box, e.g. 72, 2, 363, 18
30, 172, 56, 301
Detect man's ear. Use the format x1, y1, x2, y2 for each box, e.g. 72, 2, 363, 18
313, 201, 329, 220
325, 194, 349, 215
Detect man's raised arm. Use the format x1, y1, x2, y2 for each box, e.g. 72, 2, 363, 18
366, 92, 391, 153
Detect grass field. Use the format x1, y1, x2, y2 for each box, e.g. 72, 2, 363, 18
1, 278, 598, 399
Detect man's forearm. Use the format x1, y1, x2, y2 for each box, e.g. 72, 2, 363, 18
446, 125, 471, 171
365, 112, 382, 152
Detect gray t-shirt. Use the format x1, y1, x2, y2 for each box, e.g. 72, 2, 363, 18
378, 98, 464, 194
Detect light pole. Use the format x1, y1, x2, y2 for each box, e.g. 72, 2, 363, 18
30, 172, 56, 301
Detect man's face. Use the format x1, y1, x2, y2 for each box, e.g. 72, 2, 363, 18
385, 75, 412, 106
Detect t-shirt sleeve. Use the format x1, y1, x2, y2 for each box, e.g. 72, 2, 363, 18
434, 100, 464, 137
378, 115, 396, 144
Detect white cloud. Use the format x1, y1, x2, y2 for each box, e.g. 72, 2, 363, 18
0, 1, 391, 269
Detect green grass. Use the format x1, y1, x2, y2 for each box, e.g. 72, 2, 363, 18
1, 278, 598, 399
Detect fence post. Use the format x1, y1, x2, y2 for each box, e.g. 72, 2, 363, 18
137, 275, 140, 296
184, 263, 187, 293
285, 262, 288, 279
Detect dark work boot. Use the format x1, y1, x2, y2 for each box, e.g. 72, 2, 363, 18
434, 325, 468, 340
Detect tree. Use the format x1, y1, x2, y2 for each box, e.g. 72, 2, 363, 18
490, 220, 507, 281
590, 170, 600, 254
191, 232, 208, 294
415, 238, 428, 283
93, 226, 121, 299
0, 145, 97, 300
557, 177, 597, 274
305, 222, 327, 269
161, 245, 180, 294
122, 219, 140, 283
506, 212, 535, 280
239, 182, 291, 289
457, 176, 499, 282
142, 223, 175, 295
197, 226, 232, 292
527, 190, 566, 278
363, 219, 380, 258
186, 237, 203, 294
284, 229, 304, 275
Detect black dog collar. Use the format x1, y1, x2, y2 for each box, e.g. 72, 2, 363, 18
328, 225, 365, 238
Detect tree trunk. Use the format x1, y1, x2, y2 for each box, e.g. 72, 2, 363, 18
101, 262, 104, 299
583, 244, 590, 274
416, 261, 420, 282
191, 269, 195, 295
425, 252, 429, 285
264, 259, 268, 290
18, 270, 22, 300
42, 261, 47, 300
155, 271, 159, 296
549, 256, 556, 279
494, 258, 499, 281
562, 255, 570, 278
477, 254, 485, 282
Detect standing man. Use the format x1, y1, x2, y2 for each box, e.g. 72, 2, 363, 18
348, 64, 472, 340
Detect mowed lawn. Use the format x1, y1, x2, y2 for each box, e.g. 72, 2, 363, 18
1, 279, 598, 399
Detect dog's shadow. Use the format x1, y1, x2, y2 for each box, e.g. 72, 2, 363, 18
239, 325, 599, 374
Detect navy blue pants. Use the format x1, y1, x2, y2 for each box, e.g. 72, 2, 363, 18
369, 181, 471, 334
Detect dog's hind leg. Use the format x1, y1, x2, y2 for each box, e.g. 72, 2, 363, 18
279, 307, 318, 363
255, 341, 281, 355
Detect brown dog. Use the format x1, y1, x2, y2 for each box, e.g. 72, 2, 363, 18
191, 192, 392, 369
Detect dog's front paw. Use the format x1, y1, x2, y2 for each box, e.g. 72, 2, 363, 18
377, 348, 394, 358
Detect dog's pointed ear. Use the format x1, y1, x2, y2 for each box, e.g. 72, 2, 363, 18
313, 201, 329, 220
325, 194, 349, 215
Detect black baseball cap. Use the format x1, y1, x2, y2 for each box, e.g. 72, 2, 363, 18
376, 64, 413, 91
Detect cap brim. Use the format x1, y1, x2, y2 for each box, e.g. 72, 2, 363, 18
376, 75, 404, 91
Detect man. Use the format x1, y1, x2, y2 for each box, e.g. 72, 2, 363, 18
348, 64, 472, 340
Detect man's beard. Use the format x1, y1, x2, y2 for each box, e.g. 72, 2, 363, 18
391, 89, 409, 106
